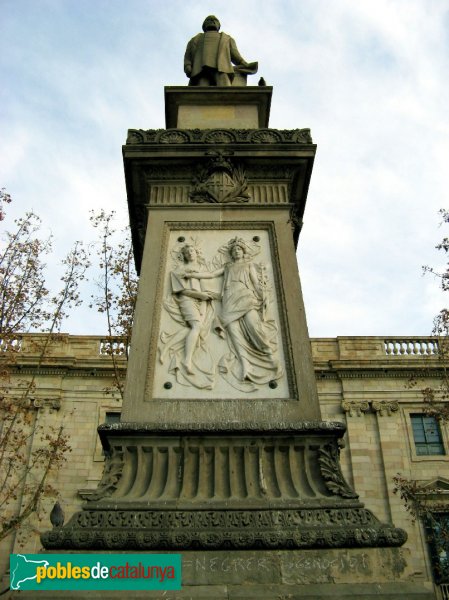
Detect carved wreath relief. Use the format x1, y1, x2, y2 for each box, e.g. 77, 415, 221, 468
156, 231, 287, 398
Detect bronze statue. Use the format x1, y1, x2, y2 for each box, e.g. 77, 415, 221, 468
184, 15, 258, 86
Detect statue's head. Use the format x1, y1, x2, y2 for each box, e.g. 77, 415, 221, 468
229, 238, 247, 261
181, 244, 197, 262
202, 15, 220, 32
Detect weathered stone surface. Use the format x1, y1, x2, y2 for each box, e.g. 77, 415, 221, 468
182, 548, 410, 585
226, 583, 435, 599
6, 584, 436, 600
126, 127, 312, 144
178, 104, 259, 128
6, 587, 229, 599
42, 506, 406, 551
83, 426, 357, 507
5, 549, 435, 599
164, 88, 272, 128
41, 426, 406, 552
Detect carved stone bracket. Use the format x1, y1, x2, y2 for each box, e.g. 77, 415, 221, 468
288, 204, 303, 233
86, 446, 125, 502
341, 400, 370, 417
32, 397, 61, 412
372, 400, 399, 417
318, 442, 359, 499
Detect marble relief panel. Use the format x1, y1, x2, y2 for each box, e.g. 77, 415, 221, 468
152, 229, 290, 399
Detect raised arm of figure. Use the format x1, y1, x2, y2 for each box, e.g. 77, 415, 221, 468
184, 268, 224, 280
180, 289, 216, 301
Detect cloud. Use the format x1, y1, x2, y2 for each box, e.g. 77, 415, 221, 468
1, 0, 448, 336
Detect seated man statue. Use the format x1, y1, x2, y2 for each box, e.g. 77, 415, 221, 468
184, 15, 257, 86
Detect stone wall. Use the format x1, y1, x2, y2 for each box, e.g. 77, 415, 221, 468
1, 334, 447, 596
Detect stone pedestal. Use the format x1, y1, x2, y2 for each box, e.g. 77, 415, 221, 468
39, 86, 423, 597
42, 422, 405, 551
165, 87, 272, 128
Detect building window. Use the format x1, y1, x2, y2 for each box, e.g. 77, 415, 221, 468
101, 412, 121, 456
424, 512, 449, 584
411, 414, 445, 456
105, 412, 121, 424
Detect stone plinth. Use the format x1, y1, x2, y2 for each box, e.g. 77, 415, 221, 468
164, 87, 272, 129
42, 422, 406, 552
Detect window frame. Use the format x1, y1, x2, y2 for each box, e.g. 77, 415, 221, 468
93, 406, 122, 461
410, 413, 445, 457
402, 407, 449, 463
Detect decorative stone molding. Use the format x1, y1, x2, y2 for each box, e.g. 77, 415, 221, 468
288, 204, 303, 232
126, 128, 313, 146
87, 446, 124, 501
32, 397, 61, 412
77, 488, 99, 501
341, 400, 370, 417
318, 442, 359, 499
41, 424, 406, 551
338, 368, 441, 379
87, 434, 355, 505
98, 420, 346, 439
372, 400, 399, 417
42, 507, 407, 551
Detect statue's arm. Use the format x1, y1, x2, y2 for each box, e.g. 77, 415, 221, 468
229, 36, 248, 67
184, 38, 195, 77
185, 267, 224, 279
249, 264, 262, 298
180, 289, 213, 301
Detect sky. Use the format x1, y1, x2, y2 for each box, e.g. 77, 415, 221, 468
1, 0, 449, 338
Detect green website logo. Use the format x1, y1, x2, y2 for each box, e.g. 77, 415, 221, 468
10, 553, 181, 591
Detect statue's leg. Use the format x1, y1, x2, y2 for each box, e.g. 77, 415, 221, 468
198, 75, 212, 86
215, 72, 232, 86
183, 320, 202, 374
189, 71, 214, 86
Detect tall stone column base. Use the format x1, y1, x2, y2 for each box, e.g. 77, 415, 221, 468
42, 422, 405, 551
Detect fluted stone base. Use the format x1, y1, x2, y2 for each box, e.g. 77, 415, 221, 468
42, 422, 406, 551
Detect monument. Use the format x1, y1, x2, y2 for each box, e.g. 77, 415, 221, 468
184, 15, 258, 87
40, 18, 435, 599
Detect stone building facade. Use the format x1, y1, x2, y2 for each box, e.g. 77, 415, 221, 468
1, 333, 448, 598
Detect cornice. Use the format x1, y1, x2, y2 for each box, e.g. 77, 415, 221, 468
315, 368, 445, 380
125, 128, 313, 146
9, 365, 125, 378
6, 364, 444, 380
